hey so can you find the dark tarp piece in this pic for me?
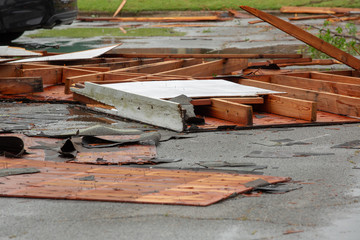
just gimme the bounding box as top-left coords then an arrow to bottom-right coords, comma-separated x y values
331,140 -> 360,149
245,150 -> 335,158
0,136 -> 26,158
0,168 -> 40,177
254,183 -> 303,194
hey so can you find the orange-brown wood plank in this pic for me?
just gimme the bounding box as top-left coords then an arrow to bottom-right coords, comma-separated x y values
78,16 -> 231,23
270,74 -> 360,98
280,6 -> 360,14
21,67 -> 63,85
0,77 -> 43,94
240,6 -> 360,70
202,98 -> 253,125
260,94 -> 317,122
310,72 -> 360,84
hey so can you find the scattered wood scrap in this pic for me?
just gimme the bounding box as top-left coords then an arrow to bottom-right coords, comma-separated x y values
77,16 -> 232,23
288,13 -> 348,21
280,6 -> 360,14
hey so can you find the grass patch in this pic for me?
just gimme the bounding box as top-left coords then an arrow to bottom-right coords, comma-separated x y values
26,28 -> 186,38
78,0 -> 360,12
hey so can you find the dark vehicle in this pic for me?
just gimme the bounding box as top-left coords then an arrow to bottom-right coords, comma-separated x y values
0,0 -> 77,44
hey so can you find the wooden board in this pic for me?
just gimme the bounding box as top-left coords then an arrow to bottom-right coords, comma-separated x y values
260,95 -> 317,122
206,98 -> 253,125
0,77 -> 43,94
240,6 -> 360,70
0,158 -> 290,206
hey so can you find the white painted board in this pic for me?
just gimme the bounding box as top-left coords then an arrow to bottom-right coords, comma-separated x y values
0,46 -> 42,57
71,82 -> 185,132
11,44 -> 121,63
103,79 -> 281,99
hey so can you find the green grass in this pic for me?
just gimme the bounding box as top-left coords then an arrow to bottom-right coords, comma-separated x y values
78,0 -> 360,12
26,28 -> 186,38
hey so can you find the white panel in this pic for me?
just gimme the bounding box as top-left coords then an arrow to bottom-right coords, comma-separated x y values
12,44 -> 121,63
103,79 -> 281,99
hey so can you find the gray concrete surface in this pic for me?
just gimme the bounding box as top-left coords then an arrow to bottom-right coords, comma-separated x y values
2,12 -> 360,240
1,124 -> 360,239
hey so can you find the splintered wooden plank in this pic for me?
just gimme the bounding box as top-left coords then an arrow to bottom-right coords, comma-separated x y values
238,78 -> 360,117
0,64 -> 19,77
0,77 -> 43,94
310,72 -> 360,84
206,98 -> 253,125
240,6 -> 360,70
270,75 -> 360,98
0,158 -> 290,206
261,95 -> 317,122
113,53 -> 303,59
157,59 -> 248,77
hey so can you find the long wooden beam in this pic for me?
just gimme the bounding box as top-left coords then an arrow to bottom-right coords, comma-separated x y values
238,78 -> 360,117
310,72 -> 360,84
77,16 -> 231,23
270,75 -> 360,98
240,6 -> 360,70
105,53 -> 303,59
280,6 -> 360,14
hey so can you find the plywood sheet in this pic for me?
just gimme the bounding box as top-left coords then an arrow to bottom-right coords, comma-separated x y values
0,158 -> 290,206
103,79 -> 281,99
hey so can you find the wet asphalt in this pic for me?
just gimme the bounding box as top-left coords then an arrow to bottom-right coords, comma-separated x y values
2,13 -> 360,240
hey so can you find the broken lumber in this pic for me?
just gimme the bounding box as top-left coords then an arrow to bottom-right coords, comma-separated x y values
0,77 -> 43,94
240,6 -> 360,71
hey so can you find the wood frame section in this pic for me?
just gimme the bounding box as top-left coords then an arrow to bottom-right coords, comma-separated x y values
238,78 -> 360,117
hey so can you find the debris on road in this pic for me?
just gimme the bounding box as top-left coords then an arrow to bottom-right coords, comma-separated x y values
0,157 -> 290,206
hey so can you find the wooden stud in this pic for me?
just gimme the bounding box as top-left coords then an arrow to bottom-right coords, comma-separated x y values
205,98 -> 253,125
261,95 -> 317,122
